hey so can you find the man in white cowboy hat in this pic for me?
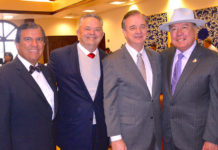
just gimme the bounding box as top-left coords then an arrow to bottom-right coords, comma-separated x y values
160,8 -> 218,150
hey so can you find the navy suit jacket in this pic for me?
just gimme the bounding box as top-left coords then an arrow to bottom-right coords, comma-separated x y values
0,57 -> 58,150
48,43 -> 109,150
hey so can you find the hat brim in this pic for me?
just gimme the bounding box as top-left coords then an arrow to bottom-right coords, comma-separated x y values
159,19 -> 206,31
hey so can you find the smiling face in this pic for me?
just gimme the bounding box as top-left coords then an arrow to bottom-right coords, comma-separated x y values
15,28 -> 45,65
77,17 -> 104,52
170,22 -> 197,52
123,13 -> 147,52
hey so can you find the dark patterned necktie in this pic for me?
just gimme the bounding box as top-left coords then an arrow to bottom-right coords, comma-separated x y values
171,53 -> 184,94
29,65 -> 42,74
88,53 -> 95,59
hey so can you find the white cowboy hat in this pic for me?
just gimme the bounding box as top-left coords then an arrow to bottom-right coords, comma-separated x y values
159,8 -> 206,31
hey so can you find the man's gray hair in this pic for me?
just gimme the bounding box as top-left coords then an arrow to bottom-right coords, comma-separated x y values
78,13 -> 103,29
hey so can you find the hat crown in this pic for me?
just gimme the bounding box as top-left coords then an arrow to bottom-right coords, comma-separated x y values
170,8 -> 195,22
159,7 -> 206,31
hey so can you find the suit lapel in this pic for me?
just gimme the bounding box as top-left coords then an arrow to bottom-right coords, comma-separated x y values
173,45 -> 201,97
14,58 -> 47,101
167,48 -> 176,97
73,44 -> 104,102
145,49 -> 157,98
121,46 -> 151,98
70,44 -> 92,101
14,58 -> 53,119
41,65 -> 58,117
93,49 -> 106,102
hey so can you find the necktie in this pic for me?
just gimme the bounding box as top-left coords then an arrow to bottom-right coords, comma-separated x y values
137,53 -> 147,83
171,53 -> 184,94
88,53 -> 95,59
29,65 -> 42,74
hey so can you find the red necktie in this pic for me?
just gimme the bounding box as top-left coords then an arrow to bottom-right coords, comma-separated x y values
88,53 -> 95,59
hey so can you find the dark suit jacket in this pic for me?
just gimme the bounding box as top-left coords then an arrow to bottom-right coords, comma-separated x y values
103,46 -> 162,150
48,43 -> 109,150
0,57 -> 58,150
161,44 -> 218,150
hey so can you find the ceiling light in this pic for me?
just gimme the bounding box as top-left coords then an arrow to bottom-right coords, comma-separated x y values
129,4 -> 138,10
110,1 -> 125,5
83,10 -> 95,13
64,16 -> 74,19
22,0 -> 54,2
3,15 -> 13,19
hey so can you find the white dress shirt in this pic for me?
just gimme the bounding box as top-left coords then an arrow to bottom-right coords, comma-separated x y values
18,55 -> 55,120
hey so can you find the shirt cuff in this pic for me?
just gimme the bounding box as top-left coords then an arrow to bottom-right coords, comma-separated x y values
110,135 -> 122,142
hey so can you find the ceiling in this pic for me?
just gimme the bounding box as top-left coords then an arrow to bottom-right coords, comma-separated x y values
0,0 -> 144,20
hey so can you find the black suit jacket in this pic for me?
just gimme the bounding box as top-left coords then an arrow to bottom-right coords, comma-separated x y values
48,43 -> 109,150
0,57 -> 58,150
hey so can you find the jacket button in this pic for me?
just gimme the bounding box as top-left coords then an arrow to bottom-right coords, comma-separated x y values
150,116 -> 153,119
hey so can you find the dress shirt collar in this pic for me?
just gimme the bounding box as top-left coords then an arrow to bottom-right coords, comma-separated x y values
78,42 -> 98,56
17,54 -> 39,72
175,41 -> 197,59
125,43 -> 145,63
125,42 -> 153,95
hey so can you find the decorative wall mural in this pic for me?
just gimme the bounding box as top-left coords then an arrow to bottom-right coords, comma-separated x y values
194,6 -> 217,47
146,13 -> 168,52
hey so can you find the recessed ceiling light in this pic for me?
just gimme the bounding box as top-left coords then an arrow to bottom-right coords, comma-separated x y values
110,1 -> 125,5
83,10 -> 95,13
22,0 -> 54,2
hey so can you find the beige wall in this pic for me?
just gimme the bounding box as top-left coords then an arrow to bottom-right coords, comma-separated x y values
100,0 -> 217,51
36,18 -> 78,36
10,0 -> 217,52
100,0 -> 169,51
11,18 -> 78,36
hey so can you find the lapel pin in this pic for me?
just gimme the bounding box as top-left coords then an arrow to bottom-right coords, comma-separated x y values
192,58 -> 197,63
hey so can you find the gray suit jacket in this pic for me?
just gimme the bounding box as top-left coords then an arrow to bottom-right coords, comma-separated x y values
161,44 -> 218,150
103,46 -> 162,150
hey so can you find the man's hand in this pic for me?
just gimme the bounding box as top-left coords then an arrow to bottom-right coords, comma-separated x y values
111,139 -> 127,150
202,141 -> 218,150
